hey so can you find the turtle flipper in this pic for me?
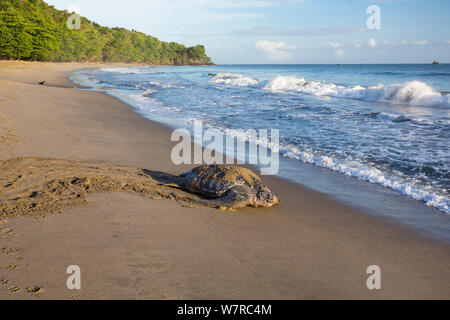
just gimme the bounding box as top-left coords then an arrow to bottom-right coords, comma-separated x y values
183,185 -> 253,210
213,185 -> 255,209
163,182 -> 183,189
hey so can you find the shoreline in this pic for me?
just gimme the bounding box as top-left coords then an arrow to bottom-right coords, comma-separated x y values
0,61 -> 449,299
72,65 -> 450,243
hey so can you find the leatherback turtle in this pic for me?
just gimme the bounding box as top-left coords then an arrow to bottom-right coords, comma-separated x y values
177,165 -> 280,209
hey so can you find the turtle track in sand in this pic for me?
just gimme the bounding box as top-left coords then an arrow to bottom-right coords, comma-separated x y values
0,157 -> 207,217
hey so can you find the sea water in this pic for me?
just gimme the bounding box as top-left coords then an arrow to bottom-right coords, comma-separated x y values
72,64 -> 450,241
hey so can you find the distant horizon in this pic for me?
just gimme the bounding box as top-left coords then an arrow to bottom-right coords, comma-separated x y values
212,62 -> 450,65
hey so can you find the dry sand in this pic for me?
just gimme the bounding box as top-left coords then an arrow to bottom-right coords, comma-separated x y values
0,61 -> 449,299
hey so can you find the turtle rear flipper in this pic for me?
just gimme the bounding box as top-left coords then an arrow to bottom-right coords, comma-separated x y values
163,182 -> 183,189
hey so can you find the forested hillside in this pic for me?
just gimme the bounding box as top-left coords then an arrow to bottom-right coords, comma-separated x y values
0,0 -> 212,64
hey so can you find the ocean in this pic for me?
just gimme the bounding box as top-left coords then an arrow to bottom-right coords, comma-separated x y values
72,64 -> 450,240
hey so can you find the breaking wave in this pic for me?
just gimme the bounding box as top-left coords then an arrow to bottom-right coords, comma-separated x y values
99,67 -> 152,74
211,73 -> 450,107
279,144 -> 449,213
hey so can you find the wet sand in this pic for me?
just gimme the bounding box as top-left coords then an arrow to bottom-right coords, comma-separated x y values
0,61 -> 449,299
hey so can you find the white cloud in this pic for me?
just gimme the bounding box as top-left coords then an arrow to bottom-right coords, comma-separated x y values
327,38 -> 441,51
255,40 -> 295,60
326,41 -> 340,48
412,40 -> 428,45
334,49 -> 345,57
393,39 -> 438,47
317,41 -> 340,49
195,0 -> 305,8
234,26 -> 365,37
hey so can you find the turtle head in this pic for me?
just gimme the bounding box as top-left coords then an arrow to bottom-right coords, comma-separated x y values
251,186 -> 280,208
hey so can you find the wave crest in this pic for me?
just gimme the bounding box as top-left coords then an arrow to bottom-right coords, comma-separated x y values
281,144 -> 449,213
211,73 -> 450,107
211,73 -> 262,87
100,67 -> 150,74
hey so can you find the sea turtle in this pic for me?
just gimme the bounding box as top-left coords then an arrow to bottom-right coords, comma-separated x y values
177,165 -> 280,209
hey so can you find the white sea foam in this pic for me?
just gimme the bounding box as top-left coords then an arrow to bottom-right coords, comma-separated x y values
280,144 -> 450,213
211,73 -> 450,107
377,112 -> 401,121
148,81 -> 185,88
129,89 -> 161,109
211,73 -> 262,87
100,67 -> 151,74
141,88 -> 158,96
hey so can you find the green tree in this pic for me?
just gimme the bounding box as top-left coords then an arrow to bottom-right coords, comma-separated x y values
0,0 -> 212,64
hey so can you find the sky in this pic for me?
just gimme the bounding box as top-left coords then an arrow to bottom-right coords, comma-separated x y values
45,0 -> 450,64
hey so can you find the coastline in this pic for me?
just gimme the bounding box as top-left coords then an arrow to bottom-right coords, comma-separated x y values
0,61 -> 449,299
72,65 -> 450,242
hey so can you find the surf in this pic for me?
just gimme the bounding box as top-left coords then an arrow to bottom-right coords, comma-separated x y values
211,73 -> 450,108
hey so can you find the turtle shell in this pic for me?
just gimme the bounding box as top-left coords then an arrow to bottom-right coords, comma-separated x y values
180,165 -> 264,199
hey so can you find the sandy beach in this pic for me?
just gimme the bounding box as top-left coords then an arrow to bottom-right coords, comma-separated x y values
0,61 -> 449,300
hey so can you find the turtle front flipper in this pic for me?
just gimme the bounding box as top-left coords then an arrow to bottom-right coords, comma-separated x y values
212,185 -> 255,209
186,185 -> 254,210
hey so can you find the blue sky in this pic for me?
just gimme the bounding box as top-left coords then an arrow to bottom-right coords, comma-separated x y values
46,0 -> 450,64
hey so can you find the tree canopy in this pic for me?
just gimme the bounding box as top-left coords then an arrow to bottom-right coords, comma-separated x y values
0,0 -> 212,65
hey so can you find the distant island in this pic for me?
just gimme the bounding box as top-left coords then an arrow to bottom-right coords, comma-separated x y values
0,0 -> 212,65
432,61 -> 440,65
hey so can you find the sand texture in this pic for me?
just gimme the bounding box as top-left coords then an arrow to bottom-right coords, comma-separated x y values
0,157 -> 214,217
